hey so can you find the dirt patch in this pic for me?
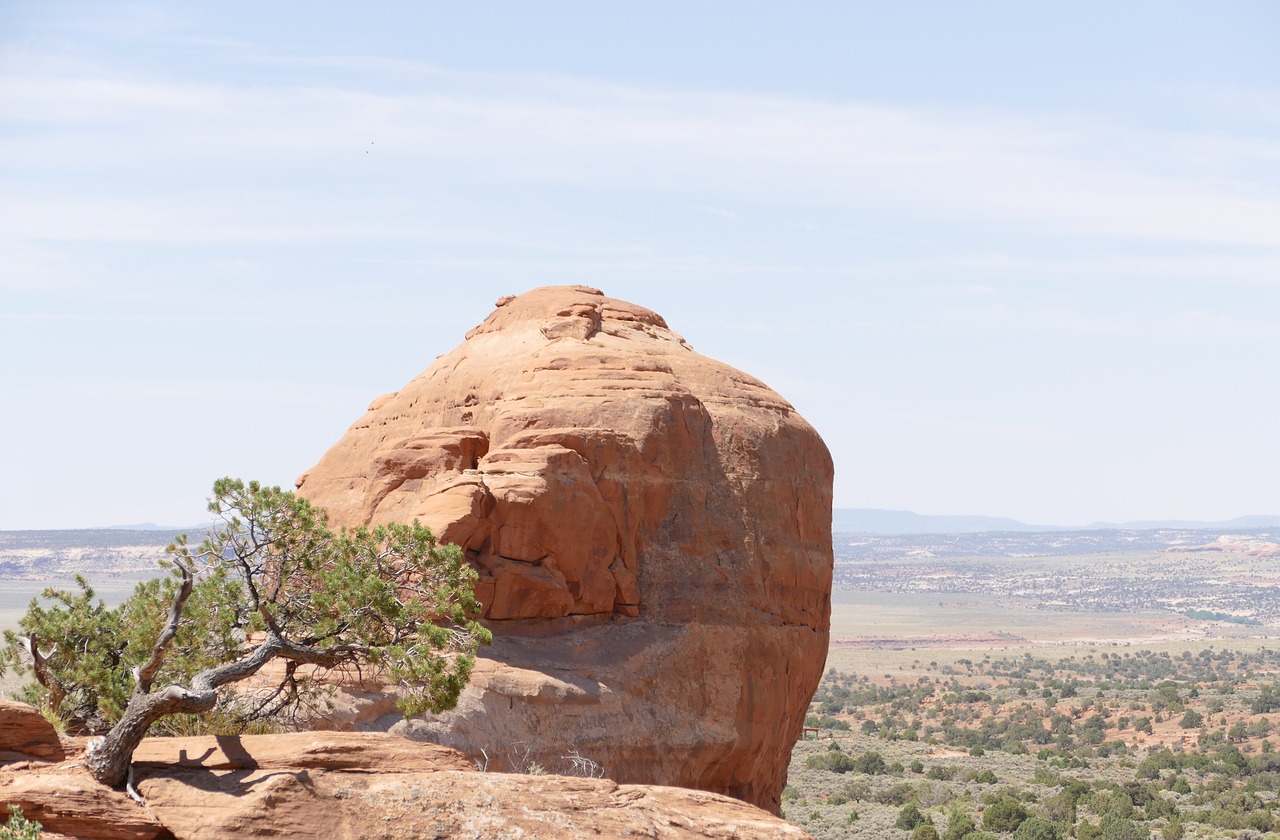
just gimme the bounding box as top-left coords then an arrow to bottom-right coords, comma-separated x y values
832,635 -> 1028,650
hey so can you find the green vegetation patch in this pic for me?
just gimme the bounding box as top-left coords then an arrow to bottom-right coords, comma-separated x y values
786,648 -> 1280,839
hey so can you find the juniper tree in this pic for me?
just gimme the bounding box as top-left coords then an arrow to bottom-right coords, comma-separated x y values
2,478 -> 490,788
2,568 -> 244,736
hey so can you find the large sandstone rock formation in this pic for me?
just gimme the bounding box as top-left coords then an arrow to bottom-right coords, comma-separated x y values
296,285 -> 833,813
1,724 -> 810,839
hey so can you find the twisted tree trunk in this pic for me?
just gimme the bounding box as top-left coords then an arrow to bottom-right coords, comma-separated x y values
82,560 -> 367,788
83,684 -> 217,786
84,635 -> 288,787
17,633 -> 67,713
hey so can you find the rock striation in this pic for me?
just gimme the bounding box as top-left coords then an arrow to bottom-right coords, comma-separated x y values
0,699 -> 64,763
296,286 -> 833,812
0,724 -> 810,839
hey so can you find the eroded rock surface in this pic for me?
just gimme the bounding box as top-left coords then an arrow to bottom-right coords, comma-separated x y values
297,286 -> 833,812
0,699 -> 64,763
0,727 -> 810,839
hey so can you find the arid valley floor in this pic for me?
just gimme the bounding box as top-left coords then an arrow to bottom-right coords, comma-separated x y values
787,526 -> 1280,839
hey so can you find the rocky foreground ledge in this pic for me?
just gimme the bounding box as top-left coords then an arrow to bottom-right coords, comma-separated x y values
1,701 -> 809,839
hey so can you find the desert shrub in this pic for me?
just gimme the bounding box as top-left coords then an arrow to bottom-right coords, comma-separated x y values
804,751 -> 856,773
561,750 -> 605,778
852,750 -> 888,775
1011,817 -> 1062,840
1076,821 -> 1101,840
1252,685 -> 1280,714
1142,793 -> 1176,821
1097,812 -> 1144,840
841,779 -> 872,801
1035,789 -> 1079,826
876,781 -> 916,806
1245,808 -> 1274,832
896,803 -> 929,830
1031,765 -> 1060,786
942,809 -> 976,840
0,807 -> 41,840
915,781 -> 956,809
983,797 -> 1029,832
912,824 -> 941,840
1178,710 -> 1204,729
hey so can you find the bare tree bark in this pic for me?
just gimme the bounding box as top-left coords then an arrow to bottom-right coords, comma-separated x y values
133,561 -> 193,692
84,683 -> 218,786
16,633 -> 67,712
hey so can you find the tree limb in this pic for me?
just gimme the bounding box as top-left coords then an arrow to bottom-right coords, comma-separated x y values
17,632 -> 69,712
133,560 -> 194,693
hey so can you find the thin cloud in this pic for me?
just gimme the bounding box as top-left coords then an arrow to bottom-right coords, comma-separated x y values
696,205 -> 738,220
4,48 -> 1280,250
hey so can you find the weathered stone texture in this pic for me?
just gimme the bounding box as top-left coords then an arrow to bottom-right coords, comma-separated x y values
297,285 -> 833,812
0,698 -> 64,763
1,728 -> 811,839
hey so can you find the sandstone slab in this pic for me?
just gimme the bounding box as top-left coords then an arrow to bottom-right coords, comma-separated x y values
130,731 -> 474,773
0,770 -> 162,839
1,732 -> 809,840
138,766 -> 810,840
0,699 -> 64,762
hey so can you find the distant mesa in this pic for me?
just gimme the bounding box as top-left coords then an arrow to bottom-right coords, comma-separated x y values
1167,534 -> 1280,558
297,285 -> 834,813
832,508 -> 1041,535
833,508 -> 1280,536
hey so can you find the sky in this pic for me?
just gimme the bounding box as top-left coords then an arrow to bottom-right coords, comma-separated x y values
2,2 -> 1279,530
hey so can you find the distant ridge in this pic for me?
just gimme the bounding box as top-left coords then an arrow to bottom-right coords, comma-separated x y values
9,515 -> 1280,539
1079,515 -> 1280,531
97,522 -> 213,532
833,508 -> 1280,536
832,509 -> 1052,535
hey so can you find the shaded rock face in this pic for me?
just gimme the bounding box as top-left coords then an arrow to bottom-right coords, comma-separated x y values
296,285 -> 833,813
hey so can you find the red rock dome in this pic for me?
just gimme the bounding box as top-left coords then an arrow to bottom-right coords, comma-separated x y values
297,285 -> 833,813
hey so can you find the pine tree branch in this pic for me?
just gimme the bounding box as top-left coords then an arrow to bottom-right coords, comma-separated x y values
133,560 -> 193,693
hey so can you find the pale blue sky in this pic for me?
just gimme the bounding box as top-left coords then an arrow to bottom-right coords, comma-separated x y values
2,2 -> 1278,529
